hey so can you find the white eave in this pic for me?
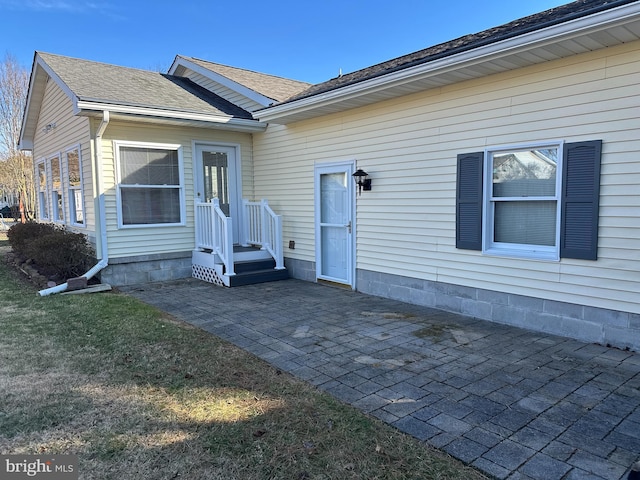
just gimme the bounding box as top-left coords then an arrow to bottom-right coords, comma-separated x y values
255,2 -> 640,124
169,56 -> 276,108
75,101 -> 267,132
19,54 -> 266,151
19,56 -> 68,150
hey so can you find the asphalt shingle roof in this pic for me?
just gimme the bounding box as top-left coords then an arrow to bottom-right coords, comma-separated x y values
179,56 -> 311,103
39,52 -> 253,119
284,0 -> 637,104
37,0 -> 636,119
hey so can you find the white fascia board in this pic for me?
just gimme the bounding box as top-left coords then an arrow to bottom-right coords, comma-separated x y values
256,2 -> 640,123
18,139 -> 33,150
18,60 -> 39,150
167,56 -> 183,74
34,55 -> 78,106
19,54 -> 78,150
169,56 -> 274,108
75,101 -> 268,132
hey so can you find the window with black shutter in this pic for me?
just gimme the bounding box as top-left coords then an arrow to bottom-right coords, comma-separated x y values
560,140 -> 602,260
456,152 -> 483,251
455,140 -> 601,261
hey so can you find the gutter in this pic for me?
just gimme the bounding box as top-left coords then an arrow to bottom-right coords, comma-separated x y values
74,102 -> 268,132
39,110 -> 110,296
256,1 -> 640,123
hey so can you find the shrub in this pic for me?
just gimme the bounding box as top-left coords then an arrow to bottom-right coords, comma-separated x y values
7,222 -> 94,280
7,222 -> 57,258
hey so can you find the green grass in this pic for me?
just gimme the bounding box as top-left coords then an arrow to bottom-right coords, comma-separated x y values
0,245 -> 487,480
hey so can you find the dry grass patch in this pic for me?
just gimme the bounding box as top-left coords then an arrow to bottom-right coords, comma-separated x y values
0,244 -> 487,480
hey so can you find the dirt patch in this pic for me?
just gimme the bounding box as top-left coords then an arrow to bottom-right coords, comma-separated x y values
413,324 -> 450,342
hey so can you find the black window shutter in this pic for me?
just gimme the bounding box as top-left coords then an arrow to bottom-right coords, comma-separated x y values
560,140 -> 602,260
456,152 -> 484,250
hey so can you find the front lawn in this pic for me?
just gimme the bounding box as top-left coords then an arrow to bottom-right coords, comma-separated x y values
0,243 -> 486,480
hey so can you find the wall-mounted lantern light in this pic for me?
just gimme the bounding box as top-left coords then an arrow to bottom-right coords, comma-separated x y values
352,169 -> 371,195
41,122 -> 56,134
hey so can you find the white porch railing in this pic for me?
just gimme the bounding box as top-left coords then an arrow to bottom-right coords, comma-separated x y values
195,198 -> 284,274
242,199 -> 284,270
195,199 -> 235,276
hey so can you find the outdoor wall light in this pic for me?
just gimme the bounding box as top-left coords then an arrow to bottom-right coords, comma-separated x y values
41,123 -> 56,133
352,169 -> 371,195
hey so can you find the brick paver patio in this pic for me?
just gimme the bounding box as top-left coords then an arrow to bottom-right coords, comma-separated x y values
122,278 -> 640,480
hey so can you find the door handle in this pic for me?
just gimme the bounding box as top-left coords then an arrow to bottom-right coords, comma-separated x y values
346,221 -> 352,234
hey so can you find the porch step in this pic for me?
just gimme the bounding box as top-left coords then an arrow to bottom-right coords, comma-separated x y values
233,258 -> 279,274
192,248 -> 288,287
233,245 -> 272,262
228,262 -> 289,287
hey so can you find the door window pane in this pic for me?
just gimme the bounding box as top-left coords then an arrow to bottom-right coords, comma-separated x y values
320,173 -> 347,224
202,151 -> 229,215
321,226 -> 347,277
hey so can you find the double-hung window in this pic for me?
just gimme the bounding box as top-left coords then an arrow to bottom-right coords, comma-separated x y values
456,140 -> 602,261
115,141 -> 184,227
36,160 -> 49,220
66,147 -> 84,225
49,155 -> 64,222
485,144 -> 561,260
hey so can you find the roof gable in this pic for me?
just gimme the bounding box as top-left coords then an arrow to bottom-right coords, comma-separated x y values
169,55 -> 311,108
20,53 -> 264,149
39,52 -> 253,118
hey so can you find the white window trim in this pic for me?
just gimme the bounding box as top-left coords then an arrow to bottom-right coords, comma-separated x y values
114,140 -> 185,229
482,140 -> 564,261
65,144 -> 85,228
48,153 -> 65,224
36,158 -> 49,221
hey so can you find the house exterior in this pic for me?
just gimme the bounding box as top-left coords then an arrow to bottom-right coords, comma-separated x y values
19,53 -> 307,287
19,0 -> 640,351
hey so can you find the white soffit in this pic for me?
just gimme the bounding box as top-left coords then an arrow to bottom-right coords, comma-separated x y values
169,56 -> 274,107
256,2 -> 640,124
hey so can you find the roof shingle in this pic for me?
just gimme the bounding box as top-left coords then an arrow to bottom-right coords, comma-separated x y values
39,52 -> 253,119
179,56 -> 311,103
283,0 -> 636,104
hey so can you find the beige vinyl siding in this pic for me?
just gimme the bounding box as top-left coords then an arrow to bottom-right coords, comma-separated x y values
180,70 -> 264,112
253,40 -> 640,314
32,79 -> 93,234
99,121 -> 253,259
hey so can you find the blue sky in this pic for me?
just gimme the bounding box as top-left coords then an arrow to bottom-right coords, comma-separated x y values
1,0 -> 566,83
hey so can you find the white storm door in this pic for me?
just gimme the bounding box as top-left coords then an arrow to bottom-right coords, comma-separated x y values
195,144 -> 241,242
315,162 -> 355,286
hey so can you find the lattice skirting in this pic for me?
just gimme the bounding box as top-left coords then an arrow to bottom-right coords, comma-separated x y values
192,263 -> 224,287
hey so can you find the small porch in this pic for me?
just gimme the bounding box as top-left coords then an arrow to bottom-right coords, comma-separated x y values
192,199 -> 288,287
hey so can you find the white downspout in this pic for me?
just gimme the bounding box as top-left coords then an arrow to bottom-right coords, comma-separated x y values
39,111 -> 110,296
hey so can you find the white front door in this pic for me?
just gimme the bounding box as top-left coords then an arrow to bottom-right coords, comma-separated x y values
195,144 -> 241,242
315,161 -> 355,287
